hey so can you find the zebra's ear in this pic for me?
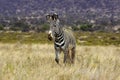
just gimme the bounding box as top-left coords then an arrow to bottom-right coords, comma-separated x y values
52,13 -> 59,20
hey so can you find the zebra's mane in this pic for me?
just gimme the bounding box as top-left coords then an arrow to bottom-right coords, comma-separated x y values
63,26 -> 73,33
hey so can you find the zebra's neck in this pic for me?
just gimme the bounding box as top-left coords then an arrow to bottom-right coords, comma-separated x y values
55,29 -> 63,39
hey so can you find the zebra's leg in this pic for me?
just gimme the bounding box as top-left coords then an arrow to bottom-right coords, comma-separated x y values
63,49 -> 69,63
71,47 -> 76,64
55,49 -> 60,64
67,49 -> 71,63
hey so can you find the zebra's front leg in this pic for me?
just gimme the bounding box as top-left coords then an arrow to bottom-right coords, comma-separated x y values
55,50 -> 60,64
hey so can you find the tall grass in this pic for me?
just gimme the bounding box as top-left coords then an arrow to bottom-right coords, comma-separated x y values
0,43 -> 120,80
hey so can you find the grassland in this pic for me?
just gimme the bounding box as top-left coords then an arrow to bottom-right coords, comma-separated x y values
0,32 -> 120,80
0,43 -> 120,80
0,32 -> 120,46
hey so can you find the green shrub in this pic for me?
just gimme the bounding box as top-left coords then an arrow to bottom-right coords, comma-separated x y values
0,24 -> 4,30
41,23 -> 49,31
10,21 -> 29,32
72,26 -> 80,31
36,24 -> 50,32
80,24 -> 93,31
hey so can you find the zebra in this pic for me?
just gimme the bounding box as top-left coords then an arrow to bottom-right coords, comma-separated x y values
46,13 -> 76,64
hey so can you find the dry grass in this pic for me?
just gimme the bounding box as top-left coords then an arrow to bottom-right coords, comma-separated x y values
0,43 -> 120,80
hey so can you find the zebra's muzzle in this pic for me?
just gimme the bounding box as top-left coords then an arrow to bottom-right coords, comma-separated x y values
48,30 -> 53,41
48,34 -> 53,41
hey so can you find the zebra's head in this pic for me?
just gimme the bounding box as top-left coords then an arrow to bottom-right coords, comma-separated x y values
46,13 -> 61,41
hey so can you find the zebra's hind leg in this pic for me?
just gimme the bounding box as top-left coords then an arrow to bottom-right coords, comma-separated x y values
71,47 -> 76,64
63,49 -> 71,64
63,49 -> 68,63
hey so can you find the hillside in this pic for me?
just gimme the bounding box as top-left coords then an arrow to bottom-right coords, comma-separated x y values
0,0 -> 120,32
0,0 -> 120,21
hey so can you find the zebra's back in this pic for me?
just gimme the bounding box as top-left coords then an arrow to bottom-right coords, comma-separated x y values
63,28 -> 76,49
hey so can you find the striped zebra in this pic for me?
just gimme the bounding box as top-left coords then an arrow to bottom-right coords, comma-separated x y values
46,13 -> 76,64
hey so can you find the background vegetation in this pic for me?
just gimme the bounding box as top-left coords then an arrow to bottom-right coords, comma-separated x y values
0,23 -> 119,80
0,32 -> 119,46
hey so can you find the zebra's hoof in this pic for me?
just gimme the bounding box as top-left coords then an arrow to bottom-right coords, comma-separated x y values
55,58 -> 59,64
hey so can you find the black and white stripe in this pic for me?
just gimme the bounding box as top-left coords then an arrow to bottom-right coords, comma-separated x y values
54,31 -> 65,48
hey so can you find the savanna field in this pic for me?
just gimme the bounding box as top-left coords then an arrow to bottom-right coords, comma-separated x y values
0,32 -> 120,80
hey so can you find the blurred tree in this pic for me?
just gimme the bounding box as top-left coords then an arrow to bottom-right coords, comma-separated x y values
10,21 -> 29,32
80,24 -> 93,31
0,24 -> 4,30
40,23 -> 49,32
